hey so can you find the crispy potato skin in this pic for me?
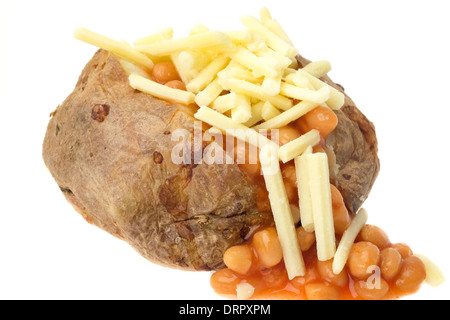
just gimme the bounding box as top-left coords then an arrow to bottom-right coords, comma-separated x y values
43,50 -> 272,271
43,50 -> 379,270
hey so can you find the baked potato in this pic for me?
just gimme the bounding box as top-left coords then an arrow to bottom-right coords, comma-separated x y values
42,49 -> 379,271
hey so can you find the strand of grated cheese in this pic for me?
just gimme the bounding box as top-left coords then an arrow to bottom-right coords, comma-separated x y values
133,27 -> 174,46
186,55 -> 230,93
307,152 -> 336,261
415,254 -> 446,287
302,60 -> 332,79
231,94 -> 252,123
261,101 -> 281,121
218,74 -> 293,111
332,208 -> 369,274
229,46 -> 284,78
129,74 -> 195,105
280,82 -> 331,104
243,101 -> 265,127
136,31 -> 233,56
211,92 -> 237,114
224,30 -> 254,44
279,129 -> 321,163
240,15 -> 298,58
194,77 -> 224,107
295,146 -> 314,232
291,69 -> 345,110
252,99 -> 323,130
260,144 -> 305,279
194,105 -> 275,149
74,27 -> 154,71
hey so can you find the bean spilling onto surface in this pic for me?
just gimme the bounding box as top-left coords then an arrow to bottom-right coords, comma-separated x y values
210,185 -> 427,300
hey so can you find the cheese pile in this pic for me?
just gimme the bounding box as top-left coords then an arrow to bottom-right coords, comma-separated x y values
73,8 -> 368,280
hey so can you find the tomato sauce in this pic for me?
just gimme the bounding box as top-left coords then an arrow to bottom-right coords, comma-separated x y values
210,228 -> 427,300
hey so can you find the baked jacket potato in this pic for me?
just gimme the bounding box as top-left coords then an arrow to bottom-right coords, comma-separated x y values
42,49 -> 379,271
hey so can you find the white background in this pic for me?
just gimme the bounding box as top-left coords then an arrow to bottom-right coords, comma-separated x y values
1,0 -> 449,300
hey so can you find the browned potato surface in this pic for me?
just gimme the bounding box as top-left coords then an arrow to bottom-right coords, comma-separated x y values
43,50 -> 379,270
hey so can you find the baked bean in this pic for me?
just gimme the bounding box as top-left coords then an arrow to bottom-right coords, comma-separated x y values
391,243 -> 413,259
395,256 -> 426,292
357,225 -> 390,249
223,245 -> 253,275
347,241 -> 380,279
380,248 -> 402,281
330,185 -> 350,235
210,268 -> 241,295
291,259 -> 319,288
333,204 -> 351,235
165,80 -> 186,90
151,61 -> 180,83
260,265 -> 289,290
317,259 -> 348,287
290,204 -> 300,225
305,282 -> 340,300
235,143 -> 261,178
294,106 -> 338,138
252,228 -> 283,268
312,144 -> 326,154
330,184 -> 344,208
273,126 -> 301,146
354,278 -> 389,300
239,162 -> 261,178
282,164 -> 298,203
282,164 -> 297,186
296,227 -> 316,252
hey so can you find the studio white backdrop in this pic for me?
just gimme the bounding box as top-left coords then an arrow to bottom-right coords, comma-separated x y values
1,0 -> 449,300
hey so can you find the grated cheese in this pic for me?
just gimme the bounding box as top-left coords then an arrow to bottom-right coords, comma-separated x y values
243,101 -> 265,127
240,15 -> 298,58
229,46 -> 283,78
279,129 -> 320,163
236,283 -> 255,300
302,60 -> 332,79
415,254 -> 446,287
194,77 -> 224,107
261,101 -> 281,121
74,27 -> 154,71
133,27 -> 174,46
306,152 -> 336,261
253,100 -> 321,130
293,69 -> 345,110
295,146 -> 314,232
332,208 -> 368,275
194,106 -> 274,149
260,144 -> 305,279
186,55 -> 230,93
136,31 -> 233,56
280,82 -> 331,104
129,74 -> 195,105
231,94 -> 252,123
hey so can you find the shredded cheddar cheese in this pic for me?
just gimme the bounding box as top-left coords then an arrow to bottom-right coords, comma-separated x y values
279,129 -> 320,163
74,27 -> 154,71
295,146 -> 315,232
415,254 -> 446,287
332,208 -> 369,275
306,152 -> 336,261
129,74 -> 195,105
260,144 -> 305,279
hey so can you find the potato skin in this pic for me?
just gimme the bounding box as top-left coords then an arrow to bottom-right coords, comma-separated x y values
43,50 -> 272,271
43,50 -> 379,271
